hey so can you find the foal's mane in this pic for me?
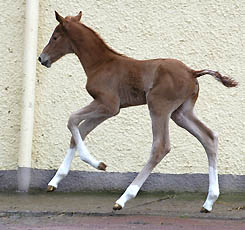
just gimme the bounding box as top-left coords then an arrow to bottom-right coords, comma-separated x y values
78,23 -> 124,57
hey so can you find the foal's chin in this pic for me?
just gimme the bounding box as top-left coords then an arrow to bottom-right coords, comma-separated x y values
42,62 -> 52,68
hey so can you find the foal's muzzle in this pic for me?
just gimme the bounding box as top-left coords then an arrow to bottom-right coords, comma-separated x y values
38,53 -> 51,68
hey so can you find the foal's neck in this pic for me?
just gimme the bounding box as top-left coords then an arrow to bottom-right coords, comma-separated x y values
68,23 -> 122,75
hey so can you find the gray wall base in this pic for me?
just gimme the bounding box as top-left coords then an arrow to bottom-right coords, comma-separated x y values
17,167 -> 32,192
0,169 -> 244,192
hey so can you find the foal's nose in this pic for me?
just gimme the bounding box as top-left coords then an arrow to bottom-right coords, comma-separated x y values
38,54 -> 51,68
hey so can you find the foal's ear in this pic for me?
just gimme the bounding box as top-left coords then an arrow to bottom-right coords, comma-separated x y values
55,11 -> 67,26
74,11 -> 82,22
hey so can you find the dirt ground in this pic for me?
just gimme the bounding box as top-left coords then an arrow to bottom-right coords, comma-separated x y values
0,191 -> 244,229
1,215 -> 245,230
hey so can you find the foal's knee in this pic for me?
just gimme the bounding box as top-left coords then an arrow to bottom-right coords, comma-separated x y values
67,113 -> 79,131
209,131 -> 218,145
171,110 -> 188,127
205,130 -> 218,153
151,141 -> 171,165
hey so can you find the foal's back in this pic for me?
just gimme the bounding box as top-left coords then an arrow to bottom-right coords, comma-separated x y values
114,57 -> 197,108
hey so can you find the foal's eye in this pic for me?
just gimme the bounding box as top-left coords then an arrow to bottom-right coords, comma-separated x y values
53,36 -> 57,41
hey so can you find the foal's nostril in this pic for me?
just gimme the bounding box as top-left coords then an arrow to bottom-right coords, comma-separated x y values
42,60 -> 49,66
38,54 -> 51,68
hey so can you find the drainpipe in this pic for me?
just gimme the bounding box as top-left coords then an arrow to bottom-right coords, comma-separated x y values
17,0 -> 39,192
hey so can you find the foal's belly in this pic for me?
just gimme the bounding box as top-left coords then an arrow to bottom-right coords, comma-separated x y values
119,86 -> 146,108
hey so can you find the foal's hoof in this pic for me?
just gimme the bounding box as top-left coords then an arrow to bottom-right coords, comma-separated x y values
113,203 -> 122,211
47,185 -> 56,192
200,207 -> 211,213
98,162 -> 107,171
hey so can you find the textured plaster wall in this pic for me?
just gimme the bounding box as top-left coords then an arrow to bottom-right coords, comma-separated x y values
0,0 -> 25,170
34,0 -> 244,175
0,1 -> 244,176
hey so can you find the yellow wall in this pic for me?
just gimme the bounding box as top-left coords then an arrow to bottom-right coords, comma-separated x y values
1,0 -> 244,175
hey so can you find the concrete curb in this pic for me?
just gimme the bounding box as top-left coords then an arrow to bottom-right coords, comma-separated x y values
0,169 -> 245,192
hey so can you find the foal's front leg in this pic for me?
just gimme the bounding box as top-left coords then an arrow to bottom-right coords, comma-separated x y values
47,117 -> 108,191
66,102 -> 106,170
47,147 -> 76,191
68,100 -> 119,169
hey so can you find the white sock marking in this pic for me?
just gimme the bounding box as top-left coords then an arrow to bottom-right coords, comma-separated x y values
48,148 -> 76,188
203,166 -> 220,211
116,185 -> 140,208
74,128 -> 100,168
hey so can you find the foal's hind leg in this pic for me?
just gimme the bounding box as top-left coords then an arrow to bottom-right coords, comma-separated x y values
47,117 -> 107,191
113,104 -> 171,210
171,95 -> 219,212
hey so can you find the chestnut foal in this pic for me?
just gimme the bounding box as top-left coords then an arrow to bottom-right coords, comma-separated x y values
38,11 -> 238,213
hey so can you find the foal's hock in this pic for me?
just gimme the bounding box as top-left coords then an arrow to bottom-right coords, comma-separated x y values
38,11 -> 238,213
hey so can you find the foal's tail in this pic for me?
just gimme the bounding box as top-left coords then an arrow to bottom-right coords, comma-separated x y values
193,69 -> 238,88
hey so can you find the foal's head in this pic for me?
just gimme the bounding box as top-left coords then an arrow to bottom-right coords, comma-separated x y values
38,11 -> 82,68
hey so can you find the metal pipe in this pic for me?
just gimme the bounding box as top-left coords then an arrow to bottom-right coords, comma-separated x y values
18,0 -> 39,192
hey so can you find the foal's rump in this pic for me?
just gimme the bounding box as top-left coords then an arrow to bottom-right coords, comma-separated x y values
148,59 -> 197,102
152,58 -> 238,102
